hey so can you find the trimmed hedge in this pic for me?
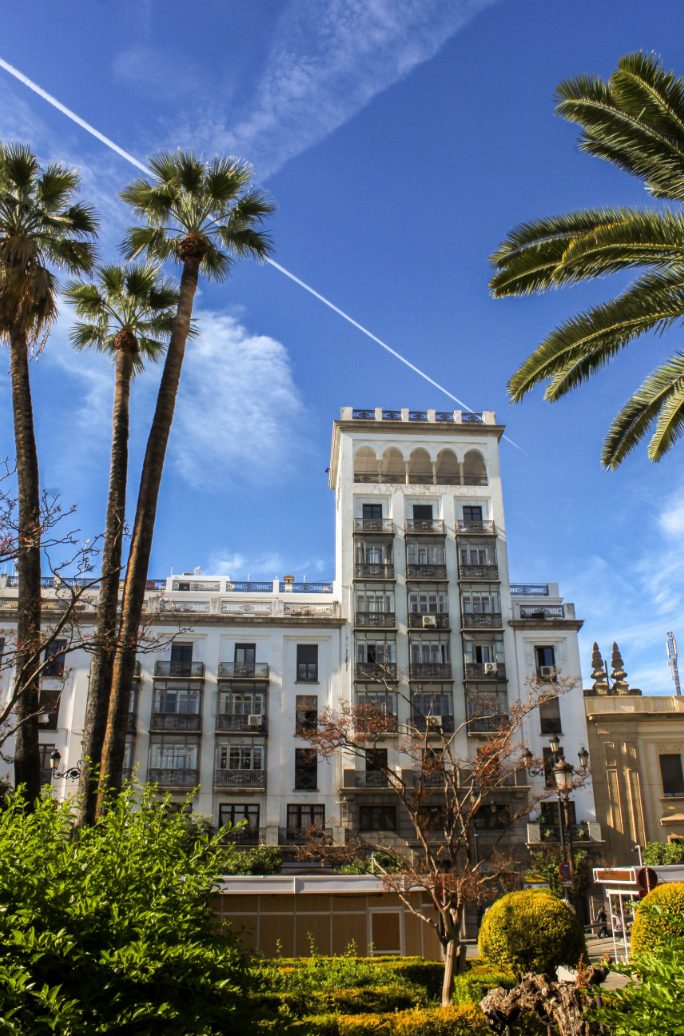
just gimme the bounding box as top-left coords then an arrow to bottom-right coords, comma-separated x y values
452,962 -> 516,1005
478,890 -> 586,977
248,983 -> 426,1018
630,882 -> 684,956
289,1004 -> 489,1035
255,956 -> 444,996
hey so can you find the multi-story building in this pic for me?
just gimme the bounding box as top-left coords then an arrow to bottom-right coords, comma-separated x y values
0,407 -> 598,855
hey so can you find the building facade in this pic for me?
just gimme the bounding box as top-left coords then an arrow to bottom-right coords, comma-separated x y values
1,407 -> 597,854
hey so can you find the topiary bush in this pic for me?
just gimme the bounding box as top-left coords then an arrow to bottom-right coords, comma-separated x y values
288,1004 -> 489,1035
452,962 -> 516,1005
478,889 -> 586,977
630,882 -> 684,956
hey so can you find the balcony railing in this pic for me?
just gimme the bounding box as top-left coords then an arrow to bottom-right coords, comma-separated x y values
461,612 -> 503,629
409,662 -> 452,679
342,770 -> 389,788
456,520 -> 496,535
355,611 -> 396,628
464,661 -> 506,681
278,826 -> 331,845
172,579 -> 221,592
462,474 -> 489,486
465,696 -> 508,734
510,583 -> 549,596
408,612 -> 449,629
150,713 -> 202,732
354,562 -> 394,579
213,769 -> 266,788
411,714 -> 455,734
154,661 -> 205,678
459,564 -> 499,580
218,662 -> 270,679
353,518 -> 394,534
519,605 -> 565,619
148,768 -> 199,787
405,519 -> 445,534
355,662 -> 398,682
216,714 -> 267,733
220,826 -> 264,845
406,564 -> 447,580
279,581 -> 334,594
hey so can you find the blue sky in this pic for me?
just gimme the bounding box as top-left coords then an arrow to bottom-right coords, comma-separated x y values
1,0 -> 683,693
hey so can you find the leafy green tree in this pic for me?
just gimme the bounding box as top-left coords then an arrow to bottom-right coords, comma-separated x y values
598,944 -> 684,1034
0,144 -> 96,801
65,265 -> 178,827
98,152 -> 273,810
525,842 -> 592,901
642,840 -> 684,865
0,786 -> 246,1032
490,52 -> 684,467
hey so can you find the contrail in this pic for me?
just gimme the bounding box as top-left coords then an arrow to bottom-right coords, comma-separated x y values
0,55 -> 522,449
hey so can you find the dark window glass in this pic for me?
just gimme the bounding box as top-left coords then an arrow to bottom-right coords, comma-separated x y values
359,805 -> 397,831
234,643 -> 256,665
542,746 -> 556,789
463,506 -> 483,522
297,644 -> 318,682
43,639 -> 66,677
295,748 -> 318,790
660,754 -> 684,796
39,743 -> 55,784
540,800 -> 576,838
535,645 -> 556,670
295,695 -> 318,733
365,748 -> 388,774
539,697 -> 562,735
413,504 -> 433,520
287,803 -> 325,831
362,504 -> 383,519
171,642 -> 193,664
219,803 -> 260,830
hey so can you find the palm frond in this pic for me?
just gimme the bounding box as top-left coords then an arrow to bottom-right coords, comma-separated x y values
613,52 -> 684,142
602,354 -> 684,466
558,209 -> 684,278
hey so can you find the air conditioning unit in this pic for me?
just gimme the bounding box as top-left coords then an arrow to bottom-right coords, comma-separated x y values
422,614 -> 438,628
38,712 -> 51,725
247,714 -> 263,727
426,716 -> 442,730
483,662 -> 498,675
539,665 -> 556,679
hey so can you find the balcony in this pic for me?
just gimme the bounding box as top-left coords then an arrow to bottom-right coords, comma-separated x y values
342,769 -> 390,789
150,712 -> 201,732
405,519 -> 445,535
461,612 -> 503,629
459,564 -> 499,581
464,661 -> 506,681
154,661 -> 205,678
353,518 -> 394,534
465,692 -> 508,734
519,605 -> 565,620
409,662 -> 452,680
220,826 -> 264,846
355,662 -> 398,682
148,768 -> 199,787
355,611 -> 396,628
406,564 -> 447,580
216,713 -> 267,733
408,612 -> 449,630
218,662 -> 270,680
456,520 -> 496,535
411,714 -> 455,734
354,563 -> 395,579
526,821 -> 603,845
213,769 -> 266,788
279,826 -> 331,845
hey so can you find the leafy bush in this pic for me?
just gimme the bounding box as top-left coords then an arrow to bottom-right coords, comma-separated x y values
597,944 -> 684,1035
222,843 -> 282,874
452,961 -> 516,1004
642,841 -> 684,865
0,787 -> 246,1033
253,955 -> 442,996
289,1004 -> 488,1035
478,890 -> 586,977
630,882 -> 684,956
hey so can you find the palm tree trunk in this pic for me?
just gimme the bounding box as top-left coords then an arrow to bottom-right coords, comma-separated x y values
97,257 -> 201,814
77,343 -> 134,826
9,325 -> 42,804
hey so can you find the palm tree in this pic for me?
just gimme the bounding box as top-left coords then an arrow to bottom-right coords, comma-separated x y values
490,52 -> 684,467
65,265 -> 178,825
97,151 -> 273,810
0,144 -> 96,801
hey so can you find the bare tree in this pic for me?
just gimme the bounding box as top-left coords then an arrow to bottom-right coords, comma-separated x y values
304,674 -> 582,1006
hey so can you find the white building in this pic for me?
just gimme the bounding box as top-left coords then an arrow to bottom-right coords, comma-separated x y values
0,407 -> 597,851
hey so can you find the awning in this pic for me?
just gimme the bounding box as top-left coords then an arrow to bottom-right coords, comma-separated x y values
660,813 -> 684,825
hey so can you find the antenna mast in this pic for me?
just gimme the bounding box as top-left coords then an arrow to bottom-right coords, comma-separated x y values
667,631 -> 681,696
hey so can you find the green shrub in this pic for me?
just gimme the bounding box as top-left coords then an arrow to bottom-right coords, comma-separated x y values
290,1004 -> 488,1035
222,843 -> 282,874
597,944 -> 684,1035
478,890 -> 586,977
452,962 -> 516,1004
630,882 -> 684,956
252,955 -> 442,996
642,841 -> 684,866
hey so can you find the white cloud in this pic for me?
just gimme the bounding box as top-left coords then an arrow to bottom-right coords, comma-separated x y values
113,45 -> 205,101
171,311 -> 305,489
181,0 -> 500,177
660,494 -> 684,538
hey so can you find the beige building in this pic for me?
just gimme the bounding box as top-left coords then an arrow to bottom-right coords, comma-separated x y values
584,643 -> 684,862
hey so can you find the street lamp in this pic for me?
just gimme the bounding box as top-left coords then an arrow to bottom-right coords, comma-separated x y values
552,748 -> 589,887
49,750 -> 82,781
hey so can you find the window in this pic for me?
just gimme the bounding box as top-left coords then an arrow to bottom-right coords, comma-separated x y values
362,503 -> 383,520
149,738 -> 199,771
406,542 -> 445,565
218,803 -> 260,836
153,683 -> 200,714
463,505 -> 483,522
296,644 -> 318,682
123,738 -> 135,776
542,746 -> 556,789
460,545 -> 493,566
535,645 -> 556,672
356,637 -> 396,664
216,743 -> 264,771
539,697 -> 562,735
43,639 -> 66,677
295,748 -> 317,789
355,588 -> 394,612
408,591 -> 447,614
296,695 -> 318,733
359,805 -> 397,831
540,800 -> 576,838
170,642 -> 193,664
464,638 -> 504,665
474,804 -> 511,830
38,688 -> 60,729
462,590 -> 500,614
39,743 -> 55,783
412,504 -> 433,520
365,748 -> 388,785
234,643 -> 256,666
412,691 -> 454,719
410,639 -> 450,664
660,754 -> 684,797
287,803 -> 324,832
219,688 -> 265,716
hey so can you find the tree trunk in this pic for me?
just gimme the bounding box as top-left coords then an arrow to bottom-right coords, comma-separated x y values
441,905 -> 464,1006
442,937 -> 458,1007
76,344 -> 134,826
9,325 -> 42,804
97,257 -> 201,814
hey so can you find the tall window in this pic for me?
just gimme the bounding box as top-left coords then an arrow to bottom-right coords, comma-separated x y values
660,754 -> 684,797
365,748 -> 388,783
170,642 -> 193,664
219,803 -> 260,832
295,748 -> 318,789
356,638 -> 396,663
219,688 -> 265,715
539,697 -> 562,735
43,639 -> 66,677
462,590 -> 500,614
463,505 -> 483,522
412,504 -> 433,520
408,591 -> 447,614
535,645 -> 556,672
406,542 -> 445,565
296,644 -> 318,682
356,588 -> 394,612
216,743 -> 264,771
410,639 -> 450,663
295,695 -> 318,733
362,503 -> 383,519
153,683 -> 200,714
464,637 -> 504,665
234,643 -> 256,665
39,743 -> 55,783
149,738 -> 199,771
359,805 -> 397,831
287,803 -> 324,832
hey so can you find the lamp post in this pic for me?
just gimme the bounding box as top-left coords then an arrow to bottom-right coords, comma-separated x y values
553,745 -> 590,889
49,750 -> 82,781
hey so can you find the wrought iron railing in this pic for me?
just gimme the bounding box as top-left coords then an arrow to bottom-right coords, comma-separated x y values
278,826 -> 331,845
405,519 -> 445,534
342,770 -> 389,788
216,713 -> 267,733
355,611 -> 396,628
220,826 -> 264,845
214,769 -> 266,788
464,661 -> 506,681
218,662 -> 270,679
354,563 -> 395,579
279,581 -> 334,593
354,662 -> 398,682
353,518 -> 394,534
406,564 -> 447,580
409,662 -> 452,679
519,605 -> 565,619
226,581 -> 273,592
461,612 -> 503,629
150,713 -> 201,732
154,661 -> 205,678
462,474 -> 489,486
148,768 -> 199,787
411,714 -> 455,734
171,580 -> 221,592
456,520 -> 496,535
459,564 -> 499,580
408,612 -> 449,629
510,584 -> 549,596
